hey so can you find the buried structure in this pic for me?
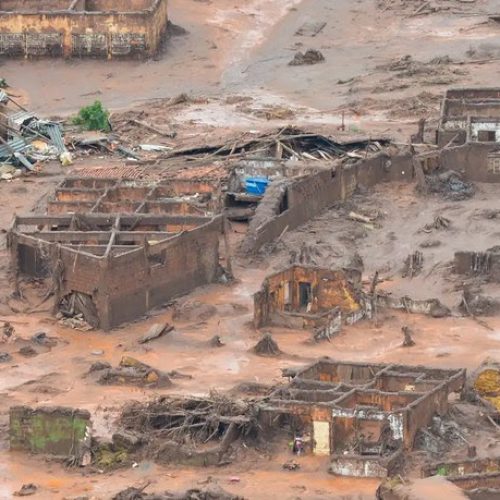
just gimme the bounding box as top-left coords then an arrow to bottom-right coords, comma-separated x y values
0,0 -> 169,59
8,177 -> 226,330
260,359 -> 466,477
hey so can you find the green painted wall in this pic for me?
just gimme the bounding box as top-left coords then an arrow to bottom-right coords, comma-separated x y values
10,406 -> 91,457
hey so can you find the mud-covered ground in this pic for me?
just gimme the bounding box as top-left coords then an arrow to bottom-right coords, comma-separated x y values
2,0 -> 500,498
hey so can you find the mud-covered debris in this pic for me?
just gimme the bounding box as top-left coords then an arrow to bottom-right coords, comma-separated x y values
401,326 -> 416,347
283,460 -> 300,470
167,20 -> 189,37
2,321 -> 14,341
295,21 -> 327,37
18,346 -> 38,357
113,485 -> 244,500
13,484 -> 38,497
289,49 -> 325,66
228,381 -> 272,396
138,323 -> 174,344
282,367 -> 299,379
98,356 -> 172,388
31,331 -> 57,347
460,285 -> 500,317
253,333 -> 281,357
58,314 -> 93,331
0,351 -> 12,362
481,209 -> 500,220
419,239 -> 441,248
426,170 -> 475,201
403,251 -> 424,278
422,215 -> 450,232
173,301 -> 217,322
112,431 -> 144,452
209,335 -> 225,347
87,361 -> 112,374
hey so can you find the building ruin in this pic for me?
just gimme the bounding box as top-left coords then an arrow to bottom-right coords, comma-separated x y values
438,88 -> 500,146
260,359 -> 465,477
253,266 -> 366,334
8,176 -> 225,330
0,0 -> 168,58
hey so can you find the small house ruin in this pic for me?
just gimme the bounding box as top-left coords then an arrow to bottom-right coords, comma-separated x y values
253,266 -> 366,334
260,359 -> 466,477
0,0 -> 169,58
438,88 -> 500,146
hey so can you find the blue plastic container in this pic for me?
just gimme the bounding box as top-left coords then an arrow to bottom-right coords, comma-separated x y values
245,177 -> 269,195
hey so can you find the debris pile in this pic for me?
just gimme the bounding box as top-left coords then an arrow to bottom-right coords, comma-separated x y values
253,333 -> 282,357
163,127 -> 389,162
401,326 -> 416,347
426,170 -> 475,201
117,395 -> 258,465
289,49 -> 325,66
113,485 -> 244,500
403,251 -> 424,278
472,361 -> 500,411
422,215 -> 451,232
94,356 -> 172,388
0,90 -> 70,177
138,323 -> 174,344
460,285 -> 500,317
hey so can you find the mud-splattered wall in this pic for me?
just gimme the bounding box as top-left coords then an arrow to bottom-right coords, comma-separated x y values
242,153 -> 413,254
10,406 -> 91,458
0,0 -> 168,58
439,142 -> 500,182
10,215 -> 223,330
253,266 -> 362,328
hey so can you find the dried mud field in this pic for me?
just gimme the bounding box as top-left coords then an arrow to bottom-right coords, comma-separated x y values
2,1 -> 500,499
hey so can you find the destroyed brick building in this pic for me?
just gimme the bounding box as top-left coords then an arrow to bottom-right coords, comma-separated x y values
241,151 -> 414,254
253,265 -> 366,334
0,0 -> 168,58
437,88 -> 500,146
260,359 -> 465,477
8,177 -> 225,330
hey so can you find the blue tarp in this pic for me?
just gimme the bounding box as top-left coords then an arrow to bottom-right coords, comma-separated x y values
245,177 -> 269,195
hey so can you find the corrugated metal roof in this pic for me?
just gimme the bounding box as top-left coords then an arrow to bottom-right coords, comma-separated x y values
9,111 -> 36,130
45,122 -> 66,154
0,137 -> 29,158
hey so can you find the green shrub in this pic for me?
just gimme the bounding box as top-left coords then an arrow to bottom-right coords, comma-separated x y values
73,101 -> 110,131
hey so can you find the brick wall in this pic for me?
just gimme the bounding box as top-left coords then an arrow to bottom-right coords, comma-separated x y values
0,0 -> 168,58
242,154 -> 414,254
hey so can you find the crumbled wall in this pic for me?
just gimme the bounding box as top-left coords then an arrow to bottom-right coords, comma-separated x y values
455,250 -> 500,282
329,450 -> 402,478
10,405 -> 91,459
439,143 -> 500,182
